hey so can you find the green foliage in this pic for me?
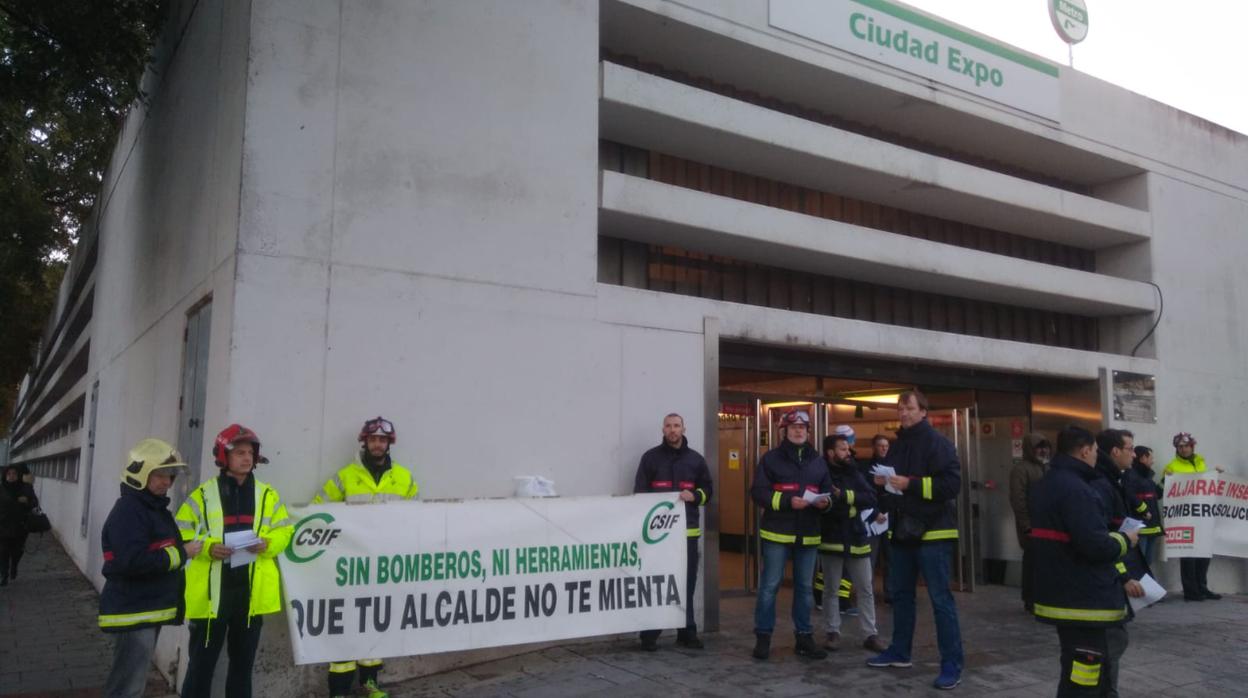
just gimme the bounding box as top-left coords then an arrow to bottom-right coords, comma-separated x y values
0,0 -> 165,431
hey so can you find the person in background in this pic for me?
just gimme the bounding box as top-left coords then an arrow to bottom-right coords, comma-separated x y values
1163,432 -> 1223,601
863,434 -> 892,604
0,464 -> 38,585
1009,434 -> 1051,613
1129,446 -> 1164,566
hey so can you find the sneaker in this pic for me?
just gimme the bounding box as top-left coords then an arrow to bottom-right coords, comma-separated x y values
862,635 -> 888,653
841,605 -> 859,617
824,631 -> 840,650
932,662 -> 961,690
867,649 -> 913,668
362,679 -> 389,698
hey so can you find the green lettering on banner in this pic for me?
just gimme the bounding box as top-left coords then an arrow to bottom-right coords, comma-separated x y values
851,0 -> 1058,77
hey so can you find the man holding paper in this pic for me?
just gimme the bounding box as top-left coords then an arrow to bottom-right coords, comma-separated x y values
176,424 -> 293,698
1091,429 -> 1148,697
866,390 -> 963,691
750,409 -> 832,661
817,433 -> 886,653
1030,426 -> 1139,697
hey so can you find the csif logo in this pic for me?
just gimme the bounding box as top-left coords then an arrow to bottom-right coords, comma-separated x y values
284,512 -> 342,563
642,500 -> 682,544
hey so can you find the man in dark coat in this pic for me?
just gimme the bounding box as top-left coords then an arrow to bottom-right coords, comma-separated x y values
633,412 -> 713,650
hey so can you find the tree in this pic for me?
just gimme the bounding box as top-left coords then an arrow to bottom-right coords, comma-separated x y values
0,0 -> 164,431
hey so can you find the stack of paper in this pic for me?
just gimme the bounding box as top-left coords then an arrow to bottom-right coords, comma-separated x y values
869,465 -> 902,495
860,508 -> 890,536
1129,574 -> 1167,611
802,489 -> 832,506
223,530 -> 263,567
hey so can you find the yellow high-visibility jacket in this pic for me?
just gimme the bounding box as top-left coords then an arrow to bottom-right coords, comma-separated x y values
1163,453 -> 1208,477
314,461 -> 418,504
175,476 -> 292,620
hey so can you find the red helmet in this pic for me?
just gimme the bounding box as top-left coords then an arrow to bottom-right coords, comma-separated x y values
213,424 -> 267,467
779,410 -> 811,430
358,416 -> 397,444
1173,432 -> 1196,449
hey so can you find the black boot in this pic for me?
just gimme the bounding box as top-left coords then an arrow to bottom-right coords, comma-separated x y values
676,628 -> 704,649
752,633 -> 771,660
794,632 -> 828,659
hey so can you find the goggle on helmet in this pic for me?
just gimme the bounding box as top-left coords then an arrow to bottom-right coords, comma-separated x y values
359,416 -> 397,444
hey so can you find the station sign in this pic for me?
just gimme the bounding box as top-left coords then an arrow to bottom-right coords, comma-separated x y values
769,0 -> 1061,121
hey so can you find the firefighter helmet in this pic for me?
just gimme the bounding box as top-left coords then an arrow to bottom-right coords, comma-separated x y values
122,438 -> 187,490
212,424 -> 268,467
358,416 -> 397,444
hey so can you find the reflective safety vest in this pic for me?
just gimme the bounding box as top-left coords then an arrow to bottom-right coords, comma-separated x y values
1163,453 -> 1207,477
314,461 -> 418,504
176,478 -> 292,619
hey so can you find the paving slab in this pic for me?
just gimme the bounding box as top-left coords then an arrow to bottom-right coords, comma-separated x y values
6,535 -> 1248,697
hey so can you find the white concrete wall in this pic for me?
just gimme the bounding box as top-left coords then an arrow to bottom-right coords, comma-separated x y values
229,0 -> 671,691
39,0 -> 255,685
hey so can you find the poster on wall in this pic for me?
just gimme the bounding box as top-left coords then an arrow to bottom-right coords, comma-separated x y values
277,494 -> 687,664
1161,473 -> 1248,559
1112,371 -> 1156,424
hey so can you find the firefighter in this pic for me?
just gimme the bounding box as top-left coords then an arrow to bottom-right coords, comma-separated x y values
1163,432 -> 1224,601
750,409 -> 831,661
1030,426 -> 1142,696
1128,446 -> 1164,566
633,412 -> 713,650
314,416 -> 418,698
818,433 -> 886,653
99,439 -> 201,698
176,425 -> 293,698
867,390 -> 964,691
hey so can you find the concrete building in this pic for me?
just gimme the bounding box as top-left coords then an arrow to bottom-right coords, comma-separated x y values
7,0 -> 1247,693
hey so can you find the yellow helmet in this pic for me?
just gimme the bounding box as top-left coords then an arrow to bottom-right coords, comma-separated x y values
122,438 -> 188,490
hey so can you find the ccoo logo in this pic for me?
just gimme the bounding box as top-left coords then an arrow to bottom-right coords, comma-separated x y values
642,500 -> 682,544
284,512 -> 342,563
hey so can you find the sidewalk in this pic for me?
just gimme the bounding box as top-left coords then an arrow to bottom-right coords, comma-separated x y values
3,536 -> 1247,697
386,587 -> 1248,697
0,534 -> 171,698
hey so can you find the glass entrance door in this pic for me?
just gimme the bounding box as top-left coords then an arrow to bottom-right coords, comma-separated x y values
930,408 -> 980,592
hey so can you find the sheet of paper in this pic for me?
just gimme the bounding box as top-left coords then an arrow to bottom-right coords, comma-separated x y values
802,489 -> 831,505
1129,573 -> 1167,612
223,530 -> 262,568
870,465 -> 902,495
1119,517 -> 1145,534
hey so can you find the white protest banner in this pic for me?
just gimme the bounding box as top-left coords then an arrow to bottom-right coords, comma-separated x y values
277,493 -> 687,664
1161,473 -> 1248,559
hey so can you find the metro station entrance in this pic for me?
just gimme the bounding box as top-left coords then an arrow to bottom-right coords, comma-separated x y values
710,343 -> 1102,618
